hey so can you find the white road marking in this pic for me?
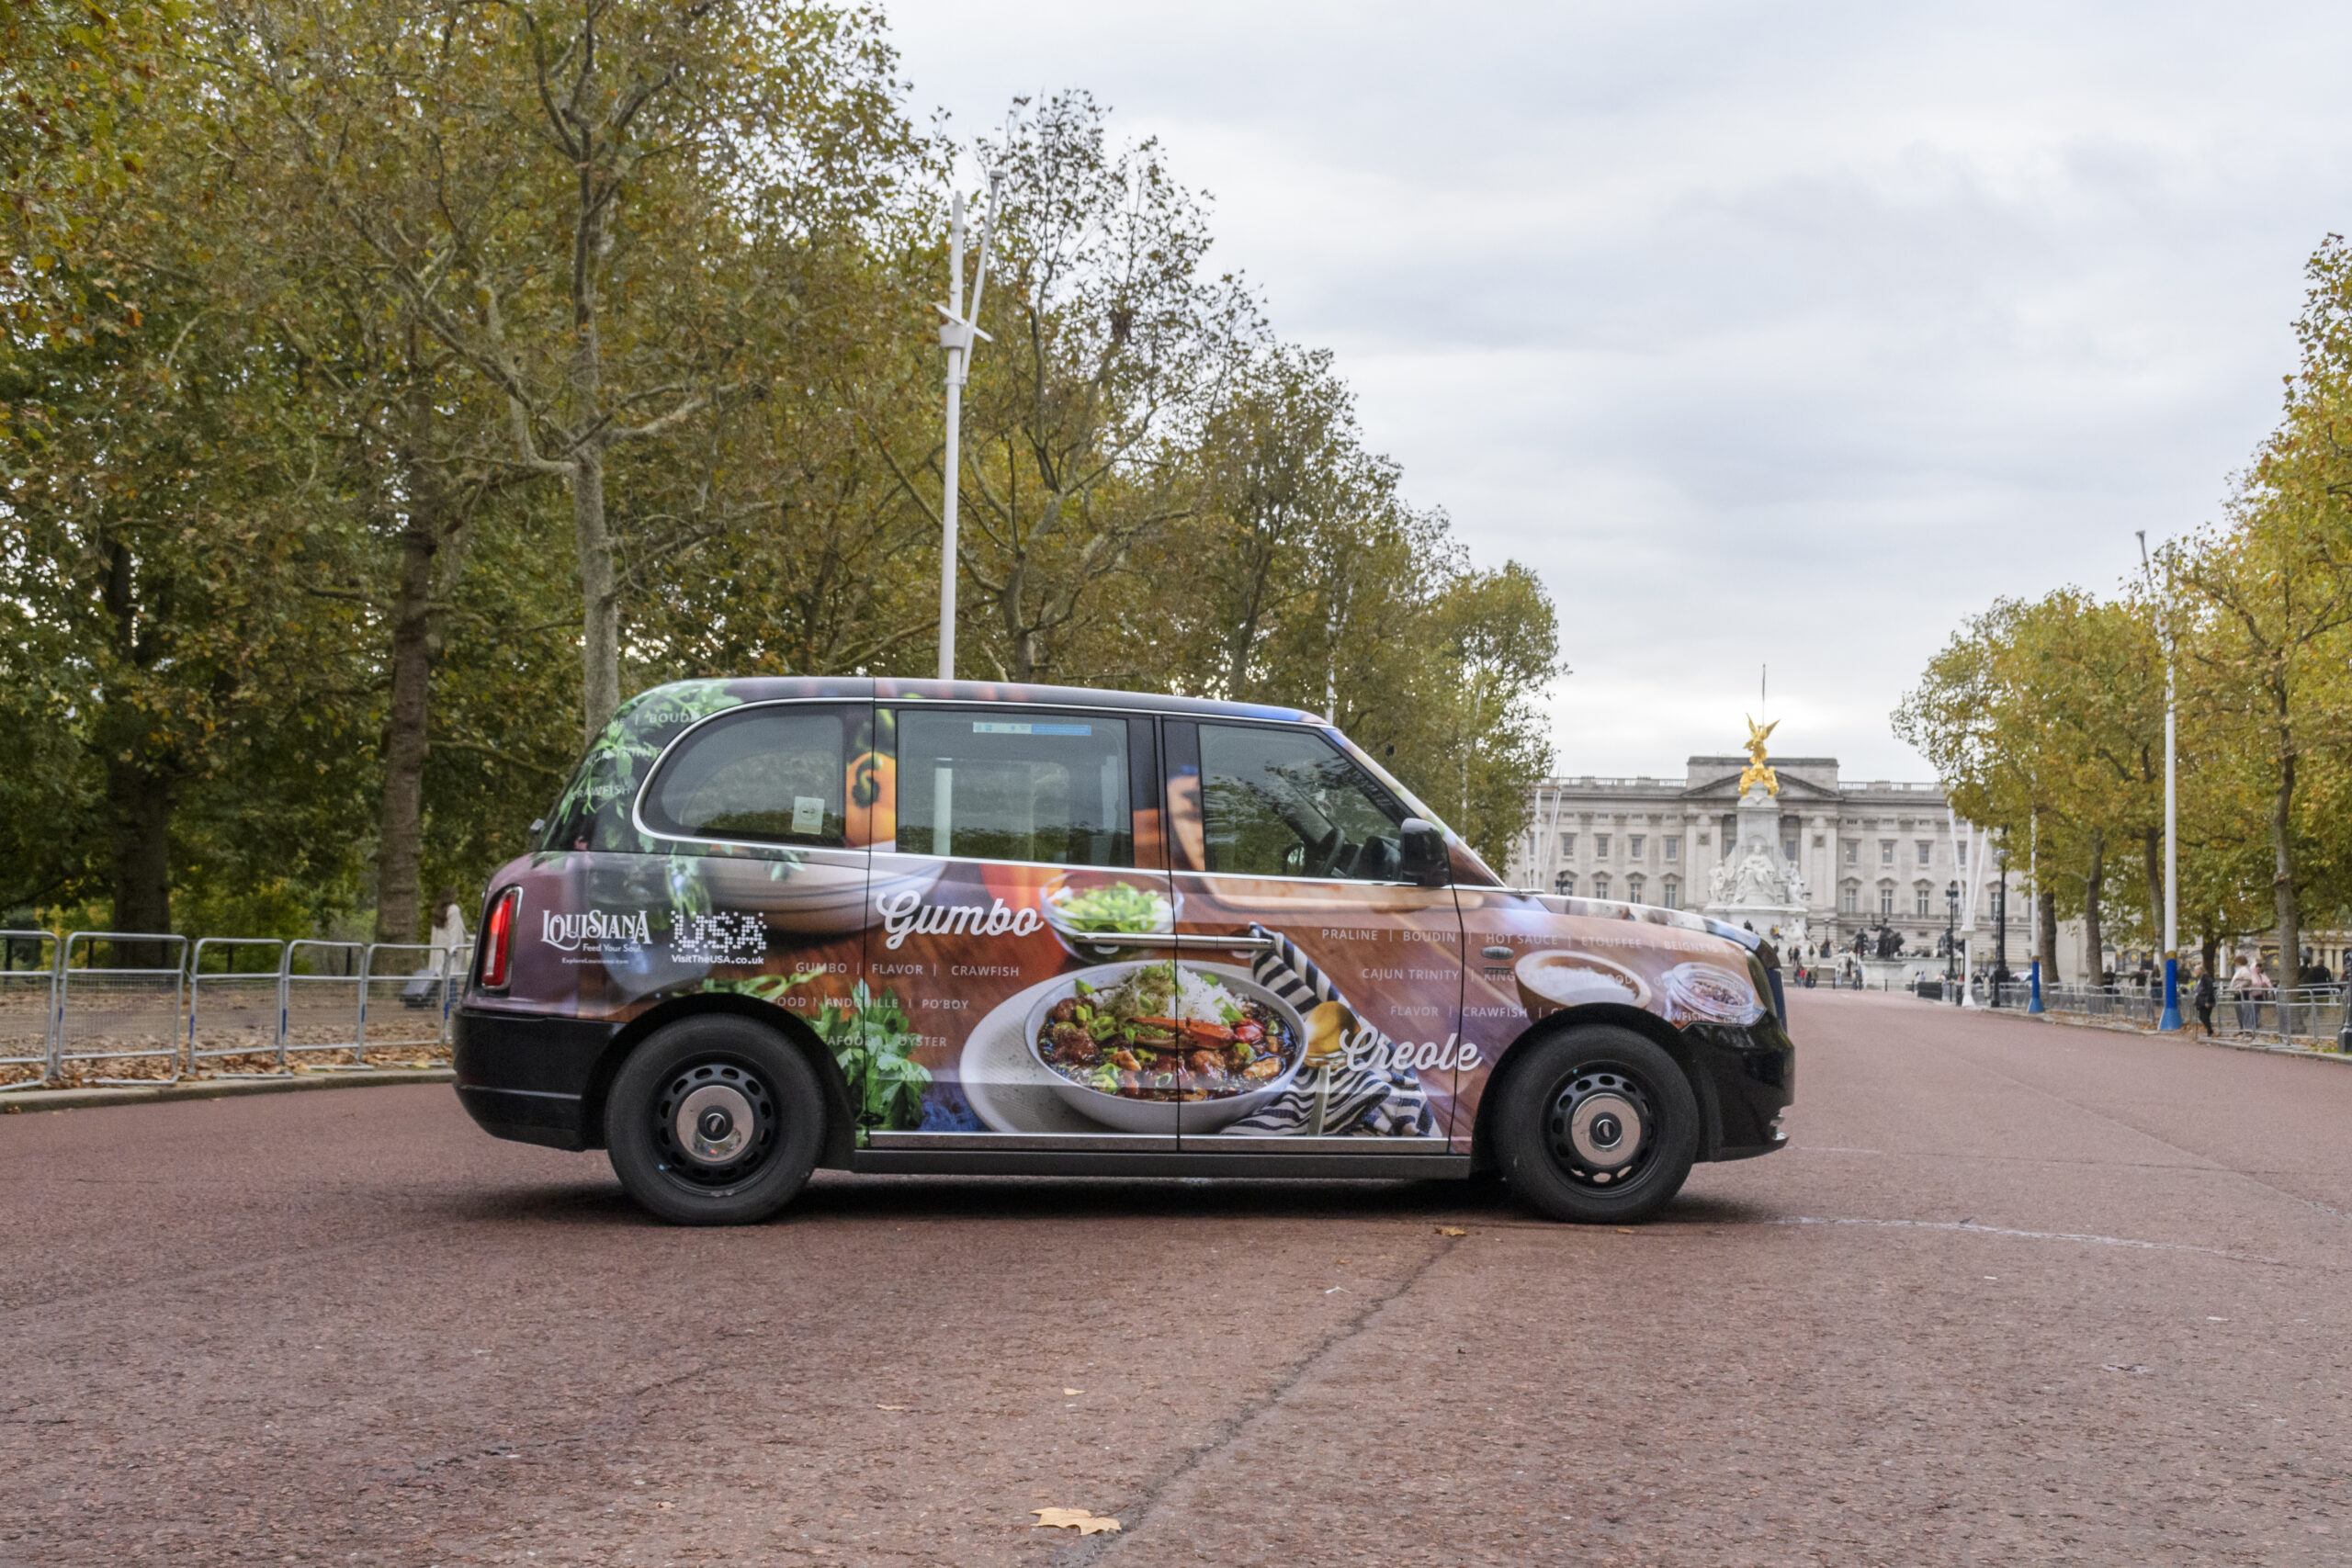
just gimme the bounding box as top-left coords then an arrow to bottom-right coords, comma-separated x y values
1767,1215 -> 2284,1265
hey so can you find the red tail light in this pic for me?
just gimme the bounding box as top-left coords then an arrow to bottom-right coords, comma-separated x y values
480,887 -> 522,990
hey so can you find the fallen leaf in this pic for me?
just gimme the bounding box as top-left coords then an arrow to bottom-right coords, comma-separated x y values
1062,1387 -> 1084,1395
1437,1226 -> 1466,1237
1616,1227 -> 1635,1235
876,1404 -> 910,1412
1033,1508 -> 1121,1535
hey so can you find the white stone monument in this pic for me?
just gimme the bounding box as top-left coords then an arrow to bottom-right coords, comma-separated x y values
1702,717 -> 1808,953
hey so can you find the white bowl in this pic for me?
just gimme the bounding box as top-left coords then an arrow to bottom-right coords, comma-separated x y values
1023,960 -> 1309,1134
1514,949 -> 1653,1020
1036,870 -> 1179,960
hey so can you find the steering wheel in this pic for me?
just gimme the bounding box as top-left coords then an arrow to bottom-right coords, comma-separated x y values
1301,824 -> 1346,878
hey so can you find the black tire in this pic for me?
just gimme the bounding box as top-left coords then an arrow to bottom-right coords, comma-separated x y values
605,1015 -> 825,1225
1493,1025 -> 1699,1224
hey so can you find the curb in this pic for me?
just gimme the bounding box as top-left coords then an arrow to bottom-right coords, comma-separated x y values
0,1067 -> 455,1114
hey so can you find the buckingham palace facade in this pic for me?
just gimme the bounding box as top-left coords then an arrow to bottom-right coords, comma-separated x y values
1503,755 -> 2030,964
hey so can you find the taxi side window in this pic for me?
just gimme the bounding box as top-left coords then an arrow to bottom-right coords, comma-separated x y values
641,705 -> 850,847
1195,723 -> 1409,882
894,710 -> 1133,867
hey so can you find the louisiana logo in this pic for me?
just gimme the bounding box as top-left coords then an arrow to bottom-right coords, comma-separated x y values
540,908 -> 651,953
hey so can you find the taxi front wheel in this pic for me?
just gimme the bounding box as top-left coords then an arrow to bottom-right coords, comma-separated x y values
605,1016 -> 825,1225
1494,1026 -> 1698,1224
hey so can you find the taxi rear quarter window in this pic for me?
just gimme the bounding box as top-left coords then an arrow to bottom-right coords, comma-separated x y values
640,705 -> 851,847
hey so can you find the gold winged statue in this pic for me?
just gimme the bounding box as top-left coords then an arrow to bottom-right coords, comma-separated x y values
1737,716 -> 1780,796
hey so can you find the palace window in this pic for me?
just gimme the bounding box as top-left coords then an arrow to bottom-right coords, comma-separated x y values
1595,834 -> 1611,858
1917,840 -> 1931,866
1661,877 -> 1680,909
1555,872 -> 1574,896
1559,832 -> 1575,857
1915,884 -> 1931,917
1664,837 -> 1679,862
1629,835 -> 1645,859
1841,883 -> 1859,914
1627,874 -> 1645,903
1880,840 -> 1895,866
1843,840 -> 1858,864
1879,885 -> 1894,917
1782,837 -> 1798,861
1592,874 -> 1611,900
1956,840 -> 1968,867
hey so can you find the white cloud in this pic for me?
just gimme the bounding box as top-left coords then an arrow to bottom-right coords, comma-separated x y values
884,0 -> 2352,775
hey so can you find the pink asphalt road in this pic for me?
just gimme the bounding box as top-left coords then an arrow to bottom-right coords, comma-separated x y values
2,987 -> 2347,1565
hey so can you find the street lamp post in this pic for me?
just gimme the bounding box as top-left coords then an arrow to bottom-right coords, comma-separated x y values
2028,808 -> 2045,1013
934,164 -> 1007,682
1992,848 -> 2007,1008
2139,530 -> 2183,1032
1945,881 -> 1960,1005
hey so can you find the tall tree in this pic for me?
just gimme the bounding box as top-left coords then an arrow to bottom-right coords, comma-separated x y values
224,0 -> 921,739
934,92 -> 1261,682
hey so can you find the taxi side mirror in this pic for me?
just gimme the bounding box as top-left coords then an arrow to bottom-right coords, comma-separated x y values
1399,818 -> 1449,886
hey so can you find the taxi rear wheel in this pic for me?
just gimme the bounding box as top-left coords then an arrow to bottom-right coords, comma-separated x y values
605,1016 -> 824,1225
1494,1025 -> 1698,1224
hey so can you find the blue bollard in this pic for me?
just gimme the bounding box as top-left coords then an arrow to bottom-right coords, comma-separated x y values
2028,958 -> 2045,1014
2157,953 -> 2182,1032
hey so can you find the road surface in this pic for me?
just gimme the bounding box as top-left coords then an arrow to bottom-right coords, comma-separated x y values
2,988 -> 2347,1564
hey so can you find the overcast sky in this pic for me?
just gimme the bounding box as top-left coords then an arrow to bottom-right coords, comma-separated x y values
884,0 -> 2352,780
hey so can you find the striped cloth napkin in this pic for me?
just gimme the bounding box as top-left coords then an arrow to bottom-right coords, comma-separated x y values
1220,925 -> 1436,1138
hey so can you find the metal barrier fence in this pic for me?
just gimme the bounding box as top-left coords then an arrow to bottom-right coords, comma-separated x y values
0,929 -> 473,1089
188,937 -> 290,1075
444,942 -> 473,1044
56,931 -> 187,1083
359,942 -> 468,1058
0,931 -> 61,1089
2188,985 -> 2346,1043
284,940 -> 368,1068
1956,979 -> 2352,1046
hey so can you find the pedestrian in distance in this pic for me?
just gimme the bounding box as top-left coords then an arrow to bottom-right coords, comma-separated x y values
2193,966 -> 2216,1037
2230,954 -> 2258,1032
401,886 -> 473,1011
429,886 -> 469,964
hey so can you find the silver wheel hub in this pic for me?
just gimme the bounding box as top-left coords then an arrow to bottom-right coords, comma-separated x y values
1546,1066 -> 1656,1187
675,1083 -> 754,1166
1568,1092 -> 1643,1171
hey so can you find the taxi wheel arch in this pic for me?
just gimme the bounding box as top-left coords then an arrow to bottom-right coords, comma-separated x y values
1486,1020 -> 1702,1224
1470,1005 -> 1720,1173
605,1013 -> 828,1225
584,994 -> 855,1169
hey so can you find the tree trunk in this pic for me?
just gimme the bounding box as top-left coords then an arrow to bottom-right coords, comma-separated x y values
2037,887 -> 2061,985
105,744 -> 173,965
999,549 -> 1037,682
2270,731 -> 2300,986
97,530 -> 173,966
573,444 -> 620,739
2082,833 -> 2106,983
374,510 -> 437,944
